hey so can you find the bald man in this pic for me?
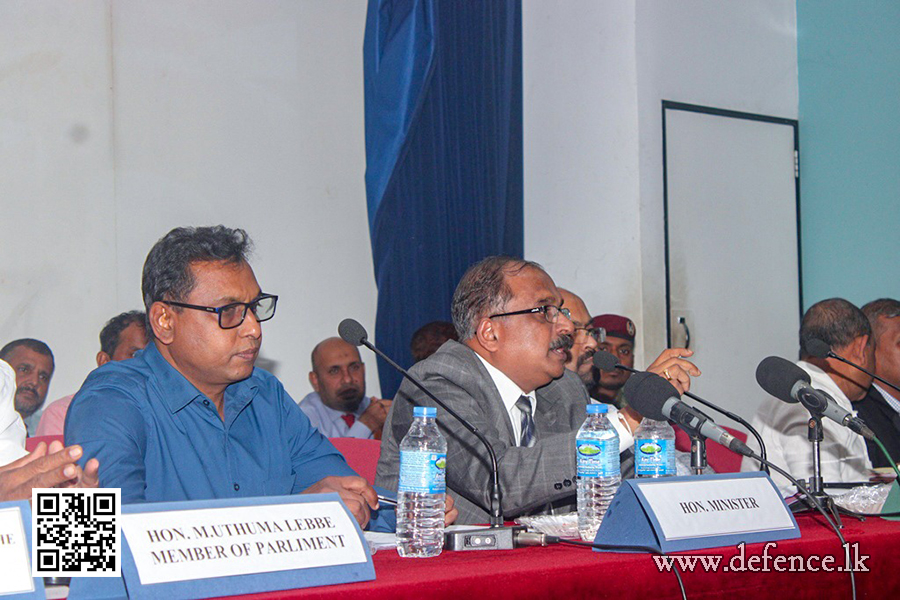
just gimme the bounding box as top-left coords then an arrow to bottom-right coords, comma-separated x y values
299,337 -> 392,439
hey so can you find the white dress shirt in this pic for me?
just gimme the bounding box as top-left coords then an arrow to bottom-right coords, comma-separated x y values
0,359 -> 28,466
297,391 -> 375,439
741,360 -> 871,494
475,354 -> 633,452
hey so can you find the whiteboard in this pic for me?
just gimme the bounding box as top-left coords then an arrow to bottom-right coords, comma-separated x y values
663,102 -> 801,425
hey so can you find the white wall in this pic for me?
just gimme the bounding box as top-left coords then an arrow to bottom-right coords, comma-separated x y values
0,1 -> 381,406
523,0 -> 798,384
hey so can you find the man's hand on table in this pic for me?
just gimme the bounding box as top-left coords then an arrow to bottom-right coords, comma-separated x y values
443,493 -> 458,526
304,475 -> 379,528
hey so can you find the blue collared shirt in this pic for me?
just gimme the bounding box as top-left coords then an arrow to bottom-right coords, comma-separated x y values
65,343 -> 393,530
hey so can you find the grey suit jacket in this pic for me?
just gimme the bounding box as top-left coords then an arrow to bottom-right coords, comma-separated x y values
375,340 -> 593,525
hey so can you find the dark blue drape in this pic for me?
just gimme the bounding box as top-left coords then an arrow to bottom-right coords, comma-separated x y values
363,0 -> 523,398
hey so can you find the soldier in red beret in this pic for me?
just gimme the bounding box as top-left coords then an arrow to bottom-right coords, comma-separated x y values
589,314 -> 637,408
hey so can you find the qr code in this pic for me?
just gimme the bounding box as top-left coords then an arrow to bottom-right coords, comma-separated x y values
32,488 -> 121,577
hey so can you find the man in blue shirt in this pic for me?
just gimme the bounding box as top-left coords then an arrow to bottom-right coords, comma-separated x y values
66,225 -> 455,530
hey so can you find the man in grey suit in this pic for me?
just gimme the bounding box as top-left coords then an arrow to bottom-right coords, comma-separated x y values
375,256 -> 698,524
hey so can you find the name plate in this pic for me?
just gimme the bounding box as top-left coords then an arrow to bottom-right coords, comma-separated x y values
0,502 -> 43,599
595,472 -> 800,553
69,493 -> 374,600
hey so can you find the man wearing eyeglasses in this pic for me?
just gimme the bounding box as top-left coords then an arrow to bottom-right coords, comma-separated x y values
65,226 -> 408,530
375,256 -> 698,524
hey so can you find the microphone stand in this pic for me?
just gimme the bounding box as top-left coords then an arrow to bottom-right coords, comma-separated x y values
339,320 -> 524,551
801,414 -> 844,528
689,434 -> 708,475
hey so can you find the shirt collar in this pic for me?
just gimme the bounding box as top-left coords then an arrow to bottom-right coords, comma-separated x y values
143,342 -> 257,414
874,382 -> 900,414
474,353 -> 535,414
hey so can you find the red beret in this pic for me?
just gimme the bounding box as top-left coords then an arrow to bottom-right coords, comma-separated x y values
590,314 -> 635,342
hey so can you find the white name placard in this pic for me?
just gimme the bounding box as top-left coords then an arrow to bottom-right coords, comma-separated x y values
120,501 -> 367,585
636,476 -> 795,541
0,506 -> 35,595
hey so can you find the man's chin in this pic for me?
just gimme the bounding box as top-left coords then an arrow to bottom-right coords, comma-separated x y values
14,397 -> 42,418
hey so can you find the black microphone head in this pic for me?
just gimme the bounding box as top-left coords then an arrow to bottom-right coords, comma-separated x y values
623,371 -> 680,421
592,350 -> 619,373
755,356 -> 810,404
338,318 -> 368,346
805,338 -> 832,359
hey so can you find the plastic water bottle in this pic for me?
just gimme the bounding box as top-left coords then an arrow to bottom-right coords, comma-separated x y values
634,418 -> 677,478
576,403 -> 621,542
396,406 -> 447,558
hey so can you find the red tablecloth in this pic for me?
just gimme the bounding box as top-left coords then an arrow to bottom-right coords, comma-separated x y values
222,514 -> 900,600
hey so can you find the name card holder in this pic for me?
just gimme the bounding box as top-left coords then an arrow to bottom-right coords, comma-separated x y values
69,493 -> 373,600
594,472 -> 800,553
0,500 -> 45,600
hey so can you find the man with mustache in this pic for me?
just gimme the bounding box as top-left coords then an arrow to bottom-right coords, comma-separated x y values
299,337 -> 392,439
376,257 -> 698,524
66,226 -> 437,530
0,338 -> 55,434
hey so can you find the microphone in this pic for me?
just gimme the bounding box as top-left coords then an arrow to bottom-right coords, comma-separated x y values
755,356 -> 875,440
593,350 -> 768,470
623,372 -> 754,456
807,337 -> 900,397
339,319 -> 524,550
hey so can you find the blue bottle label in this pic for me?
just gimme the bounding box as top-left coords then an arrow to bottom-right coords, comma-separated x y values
576,438 -> 619,477
635,438 -> 673,476
398,450 -> 447,494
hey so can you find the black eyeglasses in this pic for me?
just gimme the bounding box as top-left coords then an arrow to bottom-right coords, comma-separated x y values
489,305 -> 571,324
163,294 -> 278,329
575,326 -> 606,343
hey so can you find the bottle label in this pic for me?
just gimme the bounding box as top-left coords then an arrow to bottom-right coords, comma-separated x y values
398,450 -> 447,494
576,438 -> 620,477
635,438 -> 673,476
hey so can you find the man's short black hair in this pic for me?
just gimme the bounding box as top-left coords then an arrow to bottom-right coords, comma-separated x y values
410,321 -> 458,362
451,256 -> 545,341
862,298 -> 900,342
99,311 -> 147,356
141,225 -> 253,338
800,298 -> 871,359
0,338 -> 54,365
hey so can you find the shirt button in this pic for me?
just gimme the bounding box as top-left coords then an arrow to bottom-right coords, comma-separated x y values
234,483 -> 240,491
203,399 -> 210,406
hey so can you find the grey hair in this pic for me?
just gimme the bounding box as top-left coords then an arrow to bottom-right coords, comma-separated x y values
451,256 -> 545,341
862,298 -> 900,342
799,298 -> 871,359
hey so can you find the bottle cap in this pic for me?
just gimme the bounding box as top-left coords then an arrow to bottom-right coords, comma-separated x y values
586,403 -> 608,414
413,406 -> 437,418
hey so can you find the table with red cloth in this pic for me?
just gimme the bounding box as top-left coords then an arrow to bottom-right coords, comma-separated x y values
221,514 -> 898,600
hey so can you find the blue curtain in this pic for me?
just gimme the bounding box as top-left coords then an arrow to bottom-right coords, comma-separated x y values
364,0 -> 523,398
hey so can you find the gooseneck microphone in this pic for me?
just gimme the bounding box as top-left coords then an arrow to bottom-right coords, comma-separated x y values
338,319 -> 506,530
755,356 -> 875,441
592,350 -> 768,469
623,371 -> 754,457
806,338 -> 900,397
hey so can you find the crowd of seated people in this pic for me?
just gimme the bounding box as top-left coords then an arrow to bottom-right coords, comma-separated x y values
3,224 -> 898,527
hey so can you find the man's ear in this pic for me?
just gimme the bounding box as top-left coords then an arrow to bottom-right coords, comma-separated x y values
96,351 -> 111,367
474,317 -> 501,353
845,334 -> 870,364
309,371 -> 321,393
149,302 -> 176,345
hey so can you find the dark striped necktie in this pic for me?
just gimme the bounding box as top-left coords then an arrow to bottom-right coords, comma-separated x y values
516,395 -> 535,447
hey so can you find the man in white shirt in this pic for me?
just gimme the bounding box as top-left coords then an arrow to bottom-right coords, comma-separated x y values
854,298 -> 900,468
0,359 -> 100,501
742,298 -> 874,494
299,337 -> 392,439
